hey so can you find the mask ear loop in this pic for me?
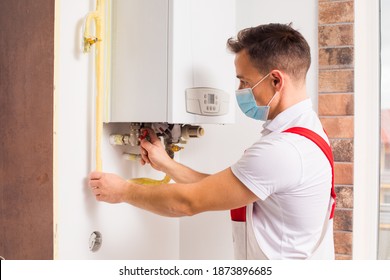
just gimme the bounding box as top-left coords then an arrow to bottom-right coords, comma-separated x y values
266,91 -> 279,106
251,73 -> 271,90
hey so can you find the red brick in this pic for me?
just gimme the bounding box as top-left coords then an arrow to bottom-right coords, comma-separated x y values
319,1 -> 354,24
319,47 -> 354,69
336,254 -> 352,260
334,162 -> 353,185
319,24 -> 354,47
320,117 -> 354,138
331,139 -> 354,162
318,93 -> 354,116
334,209 -> 353,231
335,186 -> 353,208
319,70 -> 354,93
334,231 -> 353,255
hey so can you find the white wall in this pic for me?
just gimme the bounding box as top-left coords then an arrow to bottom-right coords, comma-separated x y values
178,0 -> 318,259
55,0 -> 317,259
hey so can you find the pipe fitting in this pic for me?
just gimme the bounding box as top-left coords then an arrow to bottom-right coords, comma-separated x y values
129,123 -> 141,146
181,125 -> 204,140
109,123 -> 142,146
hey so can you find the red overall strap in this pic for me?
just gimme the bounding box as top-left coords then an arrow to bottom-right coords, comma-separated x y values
283,127 -> 336,219
230,205 -> 247,222
230,127 -> 336,222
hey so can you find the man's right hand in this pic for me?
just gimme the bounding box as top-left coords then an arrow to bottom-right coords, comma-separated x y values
139,128 -> 173,172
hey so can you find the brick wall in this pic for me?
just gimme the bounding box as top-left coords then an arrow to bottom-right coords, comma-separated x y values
318,0 -> 354,260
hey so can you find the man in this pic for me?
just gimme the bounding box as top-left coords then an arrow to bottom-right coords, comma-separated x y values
89,23 -> 335,259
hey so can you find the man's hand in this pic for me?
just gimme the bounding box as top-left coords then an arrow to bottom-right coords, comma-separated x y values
88,171 -> 130,203
139,128 -> 173,172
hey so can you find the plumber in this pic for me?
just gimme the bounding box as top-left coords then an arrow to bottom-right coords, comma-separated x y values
89,23 -> 335,260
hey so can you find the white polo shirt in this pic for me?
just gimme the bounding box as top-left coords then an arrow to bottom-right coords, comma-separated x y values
231,99 -> 333,259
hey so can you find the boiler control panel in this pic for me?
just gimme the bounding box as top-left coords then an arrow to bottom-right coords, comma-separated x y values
185,87 -> 229,116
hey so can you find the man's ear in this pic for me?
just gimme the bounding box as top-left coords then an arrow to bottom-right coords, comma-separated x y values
270,70 -> 284,92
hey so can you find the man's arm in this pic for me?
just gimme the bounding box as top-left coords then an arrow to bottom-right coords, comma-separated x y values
88,167 -> 258,217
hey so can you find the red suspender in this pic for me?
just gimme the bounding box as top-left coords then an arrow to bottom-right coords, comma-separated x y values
230,205 -> 247,222
230,127 -> 336,222
283,127 -> 336,219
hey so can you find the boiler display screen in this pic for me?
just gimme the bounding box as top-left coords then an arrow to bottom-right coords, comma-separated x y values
208,94 -> 215,104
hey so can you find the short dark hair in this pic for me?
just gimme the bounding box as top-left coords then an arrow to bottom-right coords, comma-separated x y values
227,23 -> 311,81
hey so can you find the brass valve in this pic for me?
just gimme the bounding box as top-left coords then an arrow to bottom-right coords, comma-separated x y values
83,36 -> 100,53
170,144 -> 184,152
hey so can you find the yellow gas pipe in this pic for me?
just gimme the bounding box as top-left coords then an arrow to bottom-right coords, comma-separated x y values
129,175 -> 171,186
83,0 -> 105,172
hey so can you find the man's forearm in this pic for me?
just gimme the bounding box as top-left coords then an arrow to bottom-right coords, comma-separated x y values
123,181 -> 193,217
121,168 -> 258,217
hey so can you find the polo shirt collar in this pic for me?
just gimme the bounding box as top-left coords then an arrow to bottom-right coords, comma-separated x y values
261,98 -> 313,135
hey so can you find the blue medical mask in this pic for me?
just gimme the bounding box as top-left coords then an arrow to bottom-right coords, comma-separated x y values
235,73 -> 278,121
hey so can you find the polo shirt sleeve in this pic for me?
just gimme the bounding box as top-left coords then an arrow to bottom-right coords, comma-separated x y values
230,134 -> 303,201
